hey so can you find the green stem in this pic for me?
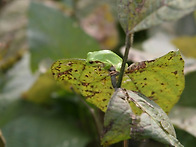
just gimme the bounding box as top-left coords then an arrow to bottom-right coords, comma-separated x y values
117,33 -> 134,88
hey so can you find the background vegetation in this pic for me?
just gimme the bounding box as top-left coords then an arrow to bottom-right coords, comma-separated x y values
0,0 -> 196,147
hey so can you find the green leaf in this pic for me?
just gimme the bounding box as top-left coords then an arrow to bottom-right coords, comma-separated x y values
22,71 -> 70,104
178,71 -> 196,107
0,53 -> 36,126
102,88 -> 183,147
1,103 -> 90,147
117,0 -> 196,33
51,50 -> 184,113
28,2 -> 99,71
175,128 -> 196,147
101,89 -> 133,146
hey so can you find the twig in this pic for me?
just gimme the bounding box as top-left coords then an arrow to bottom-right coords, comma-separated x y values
124,140 -> 128,147
117,33 -> 134,88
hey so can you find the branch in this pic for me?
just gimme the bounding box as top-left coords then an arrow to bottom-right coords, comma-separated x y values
117,33 -> 134,88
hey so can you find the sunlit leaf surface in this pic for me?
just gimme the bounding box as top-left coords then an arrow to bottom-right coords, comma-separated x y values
52,51 -> 184,113
125,51 -> 185,114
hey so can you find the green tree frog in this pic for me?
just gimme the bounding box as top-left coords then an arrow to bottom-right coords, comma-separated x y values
86,50 -> 127,72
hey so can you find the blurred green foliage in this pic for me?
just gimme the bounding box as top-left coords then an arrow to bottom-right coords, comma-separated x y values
0,0 -> 196,147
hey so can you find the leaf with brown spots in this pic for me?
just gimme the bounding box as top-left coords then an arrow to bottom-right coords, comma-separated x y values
123,51 -> 185,114
51,58 -> 114,111
118,0 -> 196,33
102,88 -> 183,146
51,51 -> 184,113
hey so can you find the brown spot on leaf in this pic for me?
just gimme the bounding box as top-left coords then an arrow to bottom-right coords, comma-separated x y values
67,62 -> 73,66
172,71 -> 178,75
168,56 -> 173,60
82,83 -> 90,86
151,91 -> 155,95
127,61 -> 146,73
57,69 -> 73,77
144,78 -> 147,80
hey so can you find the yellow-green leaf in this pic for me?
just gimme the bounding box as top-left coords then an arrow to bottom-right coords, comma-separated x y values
51,51 -> 184,113
52,59 -> 113,111
22,71 -> 71,104
124,51 -> 185,114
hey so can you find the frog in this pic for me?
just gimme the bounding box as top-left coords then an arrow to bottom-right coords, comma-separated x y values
86,50 -> 127,72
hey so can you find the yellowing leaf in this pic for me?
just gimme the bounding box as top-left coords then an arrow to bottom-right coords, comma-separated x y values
52,59 -> 113,111
172,36 -> 196,58
51,51 -> 184,113
22,71 -> 71,104
124,51 -> 185,114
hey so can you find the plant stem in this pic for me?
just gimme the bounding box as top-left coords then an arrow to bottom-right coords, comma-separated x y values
123,140 -> 128,147
117,33 -> 134,88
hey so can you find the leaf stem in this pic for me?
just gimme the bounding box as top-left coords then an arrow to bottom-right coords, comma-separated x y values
117,33 -> 134,88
